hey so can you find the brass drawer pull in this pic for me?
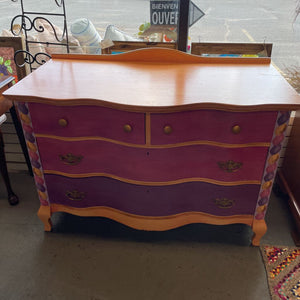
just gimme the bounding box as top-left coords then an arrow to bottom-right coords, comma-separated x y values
58,118 -> 68,127
214,198 -> 235,209
163,125 -> 173,135
59,153 -> 83,165
65,190 -> 85,201
218,160 -> 243,173
123,124 -> 132,133
231,125 -> 241,134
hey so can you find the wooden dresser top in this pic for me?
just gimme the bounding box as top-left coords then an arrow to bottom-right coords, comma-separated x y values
4,48 -> 300,112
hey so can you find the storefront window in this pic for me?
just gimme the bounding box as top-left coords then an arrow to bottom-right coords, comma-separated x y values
0,0 -> 299,87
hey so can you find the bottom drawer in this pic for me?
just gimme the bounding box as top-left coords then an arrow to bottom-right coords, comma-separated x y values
45,175 -> 260,217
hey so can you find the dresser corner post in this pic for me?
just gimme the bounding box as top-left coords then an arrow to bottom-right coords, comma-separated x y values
251,219 -> 267,246
37,205 -> 52,232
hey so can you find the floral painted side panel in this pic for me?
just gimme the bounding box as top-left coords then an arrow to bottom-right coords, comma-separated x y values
16,102 -> 50,206
254,111 -> 291,220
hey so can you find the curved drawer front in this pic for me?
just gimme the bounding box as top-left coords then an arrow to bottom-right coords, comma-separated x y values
45,175 -> 259,216
28,103 -> 145,144
38,137 -> 268,183
151,110 -> 278,145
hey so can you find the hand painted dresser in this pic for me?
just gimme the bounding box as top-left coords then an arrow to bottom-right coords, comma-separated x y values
4,48 -> 300,245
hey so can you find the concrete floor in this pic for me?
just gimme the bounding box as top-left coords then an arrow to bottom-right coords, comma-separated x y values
0,171 -> 296,300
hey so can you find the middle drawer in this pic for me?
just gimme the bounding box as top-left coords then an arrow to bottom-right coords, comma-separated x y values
37,137 -> 269,184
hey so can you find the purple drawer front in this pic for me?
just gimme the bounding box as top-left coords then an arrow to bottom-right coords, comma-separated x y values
28,103 -> 145,144
151,110 -> 278,144
45,175 -> 259,216
37,137 -> 268,182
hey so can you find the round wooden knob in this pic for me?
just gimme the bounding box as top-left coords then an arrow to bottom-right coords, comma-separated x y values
231,125 -> 241,134
163,125 -> 173,135
123,124 -> 132,133
58,118 -> 68,127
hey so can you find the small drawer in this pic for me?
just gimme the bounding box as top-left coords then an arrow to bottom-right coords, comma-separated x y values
45,175 -> 259,217
150,110 -> 278,145
27,103 -> 145,144
38,137 -> 268,183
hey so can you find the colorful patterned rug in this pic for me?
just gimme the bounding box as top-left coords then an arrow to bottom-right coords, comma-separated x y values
260,245 -> 300,300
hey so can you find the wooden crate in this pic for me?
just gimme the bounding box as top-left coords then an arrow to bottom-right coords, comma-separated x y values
191,42 -> 272,57
102,41 -> 177,54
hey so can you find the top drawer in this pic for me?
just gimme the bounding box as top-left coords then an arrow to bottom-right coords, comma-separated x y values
27,103 -> 145,144
151,110 -> 278,145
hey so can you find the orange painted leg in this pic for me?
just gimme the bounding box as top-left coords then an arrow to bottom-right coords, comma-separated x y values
252,219 -> 267,246
37,205 -> 52,231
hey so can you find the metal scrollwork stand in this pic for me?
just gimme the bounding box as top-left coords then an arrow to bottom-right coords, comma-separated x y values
5,1 -> 70,183
11,0 -> 69,72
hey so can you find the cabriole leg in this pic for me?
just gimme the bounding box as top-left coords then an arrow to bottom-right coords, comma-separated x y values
37,205 -> 52,231
252,219 -> 267,246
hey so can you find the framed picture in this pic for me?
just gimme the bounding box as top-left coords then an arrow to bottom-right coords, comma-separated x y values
0,36 -> 27,83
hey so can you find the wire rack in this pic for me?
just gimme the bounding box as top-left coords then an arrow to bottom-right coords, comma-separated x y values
10,0 -> 69,72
